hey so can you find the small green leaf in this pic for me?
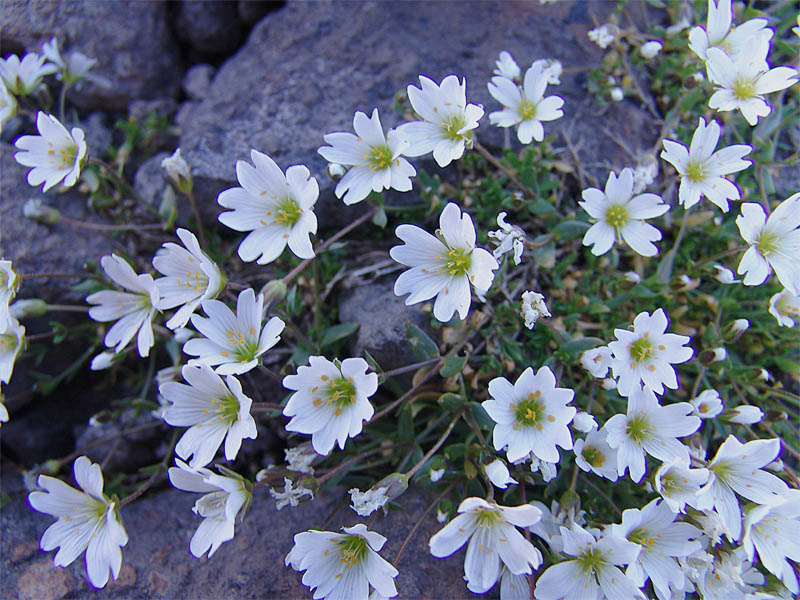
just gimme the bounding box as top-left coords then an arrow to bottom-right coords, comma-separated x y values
552,220 -> 590,240
464,459 -> 478,479
405,323 -> 440,360
439,355 -> 467,378
444,443 -> 466,461
320,322 -> 360,347
438,393 -> 466,411
528,198 -> 555,215
398,407 -> 414,442
560,337 -> 604,357
363,350 -> 382,373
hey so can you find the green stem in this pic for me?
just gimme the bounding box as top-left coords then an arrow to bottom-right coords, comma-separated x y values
405,410 -> 463,479
119,429 -> 179,508
473,139 -> 534,199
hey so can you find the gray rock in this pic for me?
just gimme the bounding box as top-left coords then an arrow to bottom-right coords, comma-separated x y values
0,142 -> 115,305
133,152 -> 170,209
182,64 -> 216,101
80,112 -> 112,156
179,0 -> 659,231
338,277 -> 436,373
1,466 -> 470,599
175,0 -> 245,58
128,97 -> 179,123
237,0 -> 279,27
1,0 -> 182,111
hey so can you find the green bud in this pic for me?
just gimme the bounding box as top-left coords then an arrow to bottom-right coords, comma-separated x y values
9,299 -> 48,319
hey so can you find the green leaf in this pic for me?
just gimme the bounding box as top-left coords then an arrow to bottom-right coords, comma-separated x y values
439,355 -> 467,378
320,322 -> 360,347
560,337 -> 604,357
438,393 -> 466,411
444,443 -> 466,460
405,323 -> 440,360
552,220 -> 590,241
398,407 -> 414,442
528,198 -> 555,215
464,459 -> 478,479
363,350 -> 382,373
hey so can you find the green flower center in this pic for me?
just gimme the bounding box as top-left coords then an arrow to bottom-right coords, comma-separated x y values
625,414 -> 653,444
336,535 -> 369,568
444,247 -> 472,277
628,526 -> 655,548
605,204 -> 628,229
442,114 -> 467,141
367,144 -> 394,171
576,547 -> 606,574
629,337 -> 654,363
518,98 -> 537,121
514,392 -> 545,428
711,460 -> 733,484
0,332 -> 18,351
582,445 -> 606,467
59,144 -> 77,168
755,230 -> 779,256
732,77 -> 757,101
660,471 -> 684,494
328,376 -> 357,409
474,507 -> 503,527
214,393 -> 240,425
685,160 -> 706,183
274,196 -> 303,227
225,328 -> 260,363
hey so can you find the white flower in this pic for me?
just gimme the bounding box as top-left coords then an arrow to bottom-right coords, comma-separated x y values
282,356 -> 378,455
397,74 -> 484,168
390,202 -> 498,322
571,411 -> 597,433
28,456 -> 128,589
609,87 -> 624,102
588,24 -> 616,49
86,255 -> 160,357
272,477 -> 313,510
529,456 -> 557,482
430,497 -> 542,594
286,523 -> 399,600
0,80 -> 17,133
285,443 -> 317,474
482,366 -> 575,464
660,117 -> 751,212
183,288 -> 285,375
0,53 -> 56,95
218,150 -> 318,263
318,108 -> 415,205
610,498 -> 702,600
14,112 -> 87,192
167,459 -> 252,558
654,457 -> 708,514
714,264 -> 740,283
534,524 -> 644,600
640,40 -> 663,59
0,260 -> 19,333
769,289 -> 800,327
528,500 -> 582,555
603,386 -> 700,483
89,351 -> 117,372
688,0 -> 772,63
494,51 -> 521,81
574,428 -> 618,481
533,58 -> 562,85
632,157 -> 658,194
488,62 -> 564,144
580,346 -> 613,378
742,490 -> 800,594
160,363 -> 256,468
485,459 -> 518,489
520,290 -> 550,330
500,567 -> 529,600
41,38 -> 97,85
691,389 -> 724,418
696,436 -> 789,541
727,405 -> 763,424
608,308 -> 693,397
736,195 -> 800,294
349,486 -> 389,516
153,228 -> 226,329
160,148 -> 192,194
488,212 -> 525,265
579,168 -> 669,257
706,46 -> 798,126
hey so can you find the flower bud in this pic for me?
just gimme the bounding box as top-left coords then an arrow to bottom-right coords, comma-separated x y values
23,198 -> 60,224
640,41 -> 663,59
724,318 -> 749,342
326,162 -> 346,182
610,87 -> 624,102
259,280 -> 287,310
601,377 -> 617,390
161,149 -> 193,195
9,298 -> 48,319
484,459 -> 518,489
429,458 -> 446,482
725,405 -> 763,424
572,411 -> 598,433
699,347 -> 726,365
620,271 -> 640,289
90,351 -> 117,371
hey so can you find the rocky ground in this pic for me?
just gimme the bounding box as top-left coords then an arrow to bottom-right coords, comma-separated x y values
0,1 -> 667,597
